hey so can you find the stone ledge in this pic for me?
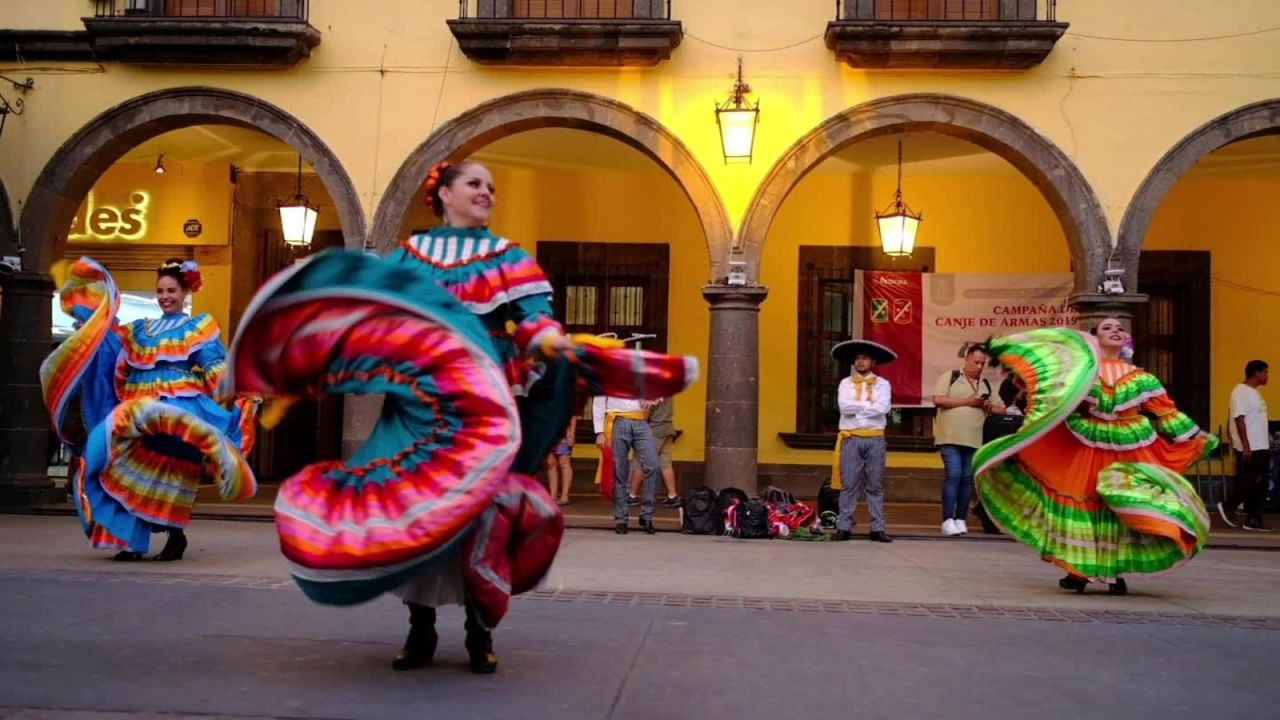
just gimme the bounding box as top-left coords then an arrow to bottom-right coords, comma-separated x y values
0,30 -> 95,61
825,21 -> 1068,69
79,17 -> 321,66
447,19 -> 682,67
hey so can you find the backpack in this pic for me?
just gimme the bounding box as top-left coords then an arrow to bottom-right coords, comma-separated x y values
730,500 -> 771,540
817,480 -> 840,528
680,487 -> 719,535
714,487 -> 750,533
948,370 -> 992,399
764,485 -> 797,507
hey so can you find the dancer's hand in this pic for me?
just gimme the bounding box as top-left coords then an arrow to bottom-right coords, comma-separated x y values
595,433 -> 607,449
540,332 -> 576,358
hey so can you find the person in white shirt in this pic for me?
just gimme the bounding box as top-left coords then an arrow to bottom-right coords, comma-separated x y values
1227,359 -> 1273,531
829,338 -> 896,543
594,394 -> 661,535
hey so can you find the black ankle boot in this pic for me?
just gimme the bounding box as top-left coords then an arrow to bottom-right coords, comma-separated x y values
113,550 -> 143,562
392,603 -> 438,671
464,601 -> 497,674
154,529 -> 187,562
1108,578 -> 1128,596
1058,574 -> 1087,594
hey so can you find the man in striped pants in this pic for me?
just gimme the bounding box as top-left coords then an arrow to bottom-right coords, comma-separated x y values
829,338 -> 897,544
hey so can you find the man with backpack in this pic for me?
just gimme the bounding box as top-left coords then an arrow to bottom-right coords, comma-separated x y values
931,343 -> 1005,537
830,338 -> 897,543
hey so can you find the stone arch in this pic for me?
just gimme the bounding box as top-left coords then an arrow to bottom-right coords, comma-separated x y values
738,94 -> 1112,293
18,86 -> 366,271
370,88 -> 733,278
1117,98 -> 1280,289
0,175 -> 14,249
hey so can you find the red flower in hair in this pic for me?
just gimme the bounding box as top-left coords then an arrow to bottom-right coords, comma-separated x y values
178,260 -> 204,293
424,161 -> 452,195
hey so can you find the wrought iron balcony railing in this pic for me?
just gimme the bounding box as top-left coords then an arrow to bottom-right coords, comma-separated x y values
458,0 -> 672,21
93,0 -> 309,21
836,0 -> 1056,22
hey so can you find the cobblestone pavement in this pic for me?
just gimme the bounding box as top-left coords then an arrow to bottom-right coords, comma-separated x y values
2,516 -> 1279,719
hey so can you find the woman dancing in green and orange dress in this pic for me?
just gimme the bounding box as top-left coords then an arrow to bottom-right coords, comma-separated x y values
975,318 -> 1215,595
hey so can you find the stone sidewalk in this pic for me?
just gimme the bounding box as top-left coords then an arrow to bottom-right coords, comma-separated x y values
2,515 -> 1278,619
21,490 -> 1280,548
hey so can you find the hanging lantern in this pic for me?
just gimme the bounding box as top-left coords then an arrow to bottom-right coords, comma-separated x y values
277,155 -> 319,248
875,139 -> 922,257
715,57 -> 760,164
153,154 -> 166,174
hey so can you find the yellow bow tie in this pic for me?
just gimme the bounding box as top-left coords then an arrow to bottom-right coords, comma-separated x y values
851,373 -> 877,401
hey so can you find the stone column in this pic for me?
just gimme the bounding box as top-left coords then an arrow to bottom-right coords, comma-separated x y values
702,285 -> 768,496
1068,292 -> 1150,331
0,271 -> 61,508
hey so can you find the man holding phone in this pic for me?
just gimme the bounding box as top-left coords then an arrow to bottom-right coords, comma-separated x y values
932,344 -> 1005,536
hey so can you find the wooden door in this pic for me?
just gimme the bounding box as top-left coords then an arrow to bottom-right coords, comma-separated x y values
248,229 -> 345,485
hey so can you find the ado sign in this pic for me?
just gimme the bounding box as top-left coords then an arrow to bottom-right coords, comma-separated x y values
68,191 -> 150,242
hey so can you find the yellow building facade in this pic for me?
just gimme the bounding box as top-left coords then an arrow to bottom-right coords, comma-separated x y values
2,0 -> 1278,502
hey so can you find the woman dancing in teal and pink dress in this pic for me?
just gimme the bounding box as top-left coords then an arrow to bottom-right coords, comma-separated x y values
222,160 -> 698,674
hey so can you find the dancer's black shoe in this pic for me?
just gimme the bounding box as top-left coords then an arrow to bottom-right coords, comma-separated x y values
154,529 -> 187,561
464,602 -> 497,674
391,604 -> 438,671
1058,575 -> 1087,594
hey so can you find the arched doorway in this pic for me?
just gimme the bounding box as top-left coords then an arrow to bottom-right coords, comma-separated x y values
370,88 -> 732,272
20,86 -> 366,269
1117,98 -> 1280,289
1118,99 -> 1280,441
730,94 -> 1112,494
738,94 -> 1112,293
371,89 -> 735,495
5,87 -> 366,502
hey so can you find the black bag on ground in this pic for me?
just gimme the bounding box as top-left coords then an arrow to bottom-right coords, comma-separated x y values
733,500 -> 771,539
713,486 -> 750,534
681,487 -> 719,535
818,480 -> 840,517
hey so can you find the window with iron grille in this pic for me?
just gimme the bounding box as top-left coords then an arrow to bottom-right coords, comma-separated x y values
537,241 -> 669,349
796,246 -> 936,446
538,242 -> 669,431
565,285 -> 599,326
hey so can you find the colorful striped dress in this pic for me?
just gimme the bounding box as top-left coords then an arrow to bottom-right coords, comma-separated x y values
388,226 -> 578,476
224,249 -> 697,625
40,258 -> 257,554
975,328 -> 1214,581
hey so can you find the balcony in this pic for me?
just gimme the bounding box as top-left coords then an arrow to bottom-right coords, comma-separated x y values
81,0 -> 321,65
448,1 -> 682,67
826,0 -> 1068,70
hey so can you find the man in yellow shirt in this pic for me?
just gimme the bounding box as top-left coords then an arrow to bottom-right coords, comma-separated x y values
931,344 -> 1005,537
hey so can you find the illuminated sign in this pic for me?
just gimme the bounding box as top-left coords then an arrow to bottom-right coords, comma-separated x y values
68,190 -> 150,241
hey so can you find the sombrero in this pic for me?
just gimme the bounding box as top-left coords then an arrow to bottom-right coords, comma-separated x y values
831,338 -> 897,366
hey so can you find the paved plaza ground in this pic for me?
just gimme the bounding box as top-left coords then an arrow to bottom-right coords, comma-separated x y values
1,515 -> 1277,719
